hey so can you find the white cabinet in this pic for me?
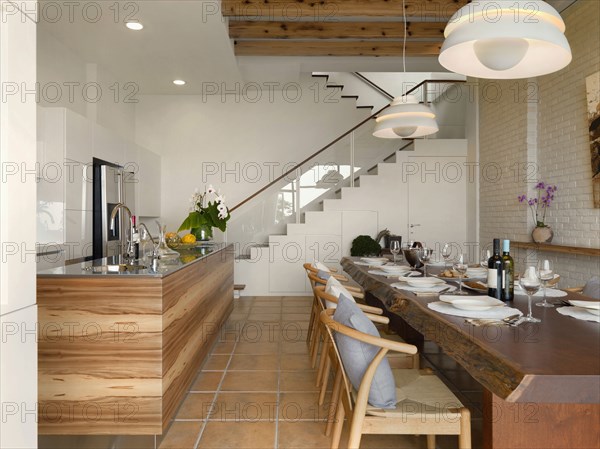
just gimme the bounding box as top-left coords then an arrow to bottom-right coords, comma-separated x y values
1,2 -> 37,315
137,147 -> 161,217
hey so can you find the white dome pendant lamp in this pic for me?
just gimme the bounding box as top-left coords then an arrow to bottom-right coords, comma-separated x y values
373,95 -> 439,138
439,0 -> 572,79
373,0 -> 439,139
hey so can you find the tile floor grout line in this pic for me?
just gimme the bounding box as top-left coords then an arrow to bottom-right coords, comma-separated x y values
192,314 -> 243,449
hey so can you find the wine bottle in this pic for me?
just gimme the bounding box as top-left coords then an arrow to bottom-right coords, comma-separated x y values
501,240 -> 515,302
487,239 -> 503,300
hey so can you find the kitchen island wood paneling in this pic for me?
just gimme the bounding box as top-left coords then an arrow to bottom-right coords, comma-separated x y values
37,245 -> 234,435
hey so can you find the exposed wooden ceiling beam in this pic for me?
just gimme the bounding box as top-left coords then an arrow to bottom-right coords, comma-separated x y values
222,0 -> 468,19
234,40 -> 442,57
229,20 -> 446,39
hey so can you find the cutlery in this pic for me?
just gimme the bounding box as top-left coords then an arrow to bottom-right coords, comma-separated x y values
465,314 -> 522,327
437,287 -> 451,294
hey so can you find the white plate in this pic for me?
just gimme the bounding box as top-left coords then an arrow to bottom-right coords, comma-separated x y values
584,308 -> 600,316
380,265 -> 411,274
391,283 -> 457,294
514,285 -> 568,298
406,278 -> 446,288
427,260 -> 446,267
361,257 -> 388,263
569,300 -> 600,310
369,270 -> 421,278
440,295 -> 504,307
462,281 -> 488,293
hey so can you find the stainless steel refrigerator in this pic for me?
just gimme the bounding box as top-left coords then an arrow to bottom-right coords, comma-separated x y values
93,159 -> 136,260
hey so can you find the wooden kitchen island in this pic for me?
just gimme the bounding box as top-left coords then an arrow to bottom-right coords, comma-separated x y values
341,257 -> 600,449
37,244 -> 234,435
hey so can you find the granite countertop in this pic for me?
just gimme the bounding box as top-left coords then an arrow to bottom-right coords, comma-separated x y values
37,243 -> 229,278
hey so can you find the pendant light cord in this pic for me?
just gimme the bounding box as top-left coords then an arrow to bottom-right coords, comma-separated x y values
402,0 -> 407,73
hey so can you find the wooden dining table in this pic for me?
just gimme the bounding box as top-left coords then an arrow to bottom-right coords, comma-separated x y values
341,257 -> 600,449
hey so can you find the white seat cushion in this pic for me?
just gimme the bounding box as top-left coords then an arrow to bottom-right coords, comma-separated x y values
325,276 -> 355,309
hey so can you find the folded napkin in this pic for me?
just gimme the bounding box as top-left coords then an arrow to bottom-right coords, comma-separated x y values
391,283 -> 455,294
428,301 -> 522,319
556,307 -> 600,323
514,286 -> 567,298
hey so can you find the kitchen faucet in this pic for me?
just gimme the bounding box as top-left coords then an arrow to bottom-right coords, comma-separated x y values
109,203 -> 134,260
138,222 -> 160,271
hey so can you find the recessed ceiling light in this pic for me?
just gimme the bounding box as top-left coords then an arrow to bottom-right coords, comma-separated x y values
173,80 -> 186,86
126,22 -> 143,31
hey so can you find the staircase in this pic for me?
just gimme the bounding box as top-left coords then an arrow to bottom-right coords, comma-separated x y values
229,73 -> 469,295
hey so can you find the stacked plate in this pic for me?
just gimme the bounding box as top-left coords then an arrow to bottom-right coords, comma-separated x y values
569,300 -> 600,316
379,265 -> 411,275
466,267 -> 488,279
440,295 -> 505,311
359,257 -> 388,266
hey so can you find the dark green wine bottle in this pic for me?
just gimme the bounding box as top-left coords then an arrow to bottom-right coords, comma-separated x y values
501,240 -> 515,302
487,239 -> 503,300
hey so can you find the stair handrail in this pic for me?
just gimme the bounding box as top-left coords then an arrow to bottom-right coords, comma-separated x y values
230,79 -> 466,213
352,72 -> 395,100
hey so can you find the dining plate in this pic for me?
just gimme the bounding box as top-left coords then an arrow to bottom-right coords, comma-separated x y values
462,281 -> 488,293
440,295 -> 504,307
569,300 -> 600,310
379,265 -> 411,274
448,299 -> 504,312
584,308 -> 600,316
406,278 -> 446,288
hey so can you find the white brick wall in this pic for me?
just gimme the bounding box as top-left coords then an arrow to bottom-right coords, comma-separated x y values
479,0 -> 600,287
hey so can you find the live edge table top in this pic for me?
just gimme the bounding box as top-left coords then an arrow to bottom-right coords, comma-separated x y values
341,257 -> 600,404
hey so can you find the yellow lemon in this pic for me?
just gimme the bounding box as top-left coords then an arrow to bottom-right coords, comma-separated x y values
181,234 -> 196,244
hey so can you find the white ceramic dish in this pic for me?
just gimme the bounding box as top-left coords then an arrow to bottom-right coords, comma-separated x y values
569,300 -> 600,310
380,265 -> 411,274
404,277 -> 445,288
440,295 -> 505,309
360,257 -> 388,266
584,308 -> 600,316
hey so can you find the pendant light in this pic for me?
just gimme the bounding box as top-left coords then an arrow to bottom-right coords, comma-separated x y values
439,0 -> 572,79
373,95 -> 439,138
373,0 -> 439,139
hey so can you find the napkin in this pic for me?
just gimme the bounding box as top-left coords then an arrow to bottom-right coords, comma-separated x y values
428,301 -> 522,319
556,307 -> 600,323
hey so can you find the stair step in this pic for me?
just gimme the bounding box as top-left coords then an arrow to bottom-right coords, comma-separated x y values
326,84 -> 344,90
234,284 -> 246,291
341,95 -> 359,100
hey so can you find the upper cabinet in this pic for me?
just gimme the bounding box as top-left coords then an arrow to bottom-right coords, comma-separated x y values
137,147 -> 162,218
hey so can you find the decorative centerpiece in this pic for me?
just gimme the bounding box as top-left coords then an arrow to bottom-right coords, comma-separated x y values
518,182 -> 558,243
178,185 -> 230,241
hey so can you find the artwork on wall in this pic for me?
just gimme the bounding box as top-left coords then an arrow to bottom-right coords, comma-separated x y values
586,71 -> 600,208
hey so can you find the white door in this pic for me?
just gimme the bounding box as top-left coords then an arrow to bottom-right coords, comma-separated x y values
407,155 -> 468,254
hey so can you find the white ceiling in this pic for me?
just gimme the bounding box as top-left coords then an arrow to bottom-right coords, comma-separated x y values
37,0 -> 580,94
38,1 -> 242,94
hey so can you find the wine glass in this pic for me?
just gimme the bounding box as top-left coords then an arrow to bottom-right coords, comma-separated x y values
536,259 -> 555,308
480,249 -> 491,268
390,240 -> 401,264
441,243 -> 452,269
418,247 -> 432,277
518,267 -> 542,323
452,253 -> 469,295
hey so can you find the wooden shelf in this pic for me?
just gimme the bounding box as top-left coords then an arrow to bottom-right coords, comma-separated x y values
512,241 -> 600,257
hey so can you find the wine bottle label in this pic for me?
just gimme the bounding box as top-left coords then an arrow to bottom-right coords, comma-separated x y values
487,269 -> 497,288
502,271 -> 506,288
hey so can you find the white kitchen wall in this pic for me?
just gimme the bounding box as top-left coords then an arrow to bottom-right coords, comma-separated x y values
479,0 -> 600,287
134,74 -> 372,235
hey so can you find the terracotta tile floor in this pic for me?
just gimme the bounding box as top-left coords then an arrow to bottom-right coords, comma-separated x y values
158,297 -> 447,449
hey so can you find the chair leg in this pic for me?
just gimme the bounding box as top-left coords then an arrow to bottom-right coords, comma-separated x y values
316,338 -> 330,386
427,435 -> 436,449
310,324 -> 321,368
306,301 -> 318,345
325,369 -> 343,437
330,398 -> 345,449
318,357 -> 332,405
309,315 -> 319,355
347,408 -> 365,449
458,407 -> 472,449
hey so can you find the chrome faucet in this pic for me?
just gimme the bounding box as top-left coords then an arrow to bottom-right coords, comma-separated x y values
109,203 -> 134,259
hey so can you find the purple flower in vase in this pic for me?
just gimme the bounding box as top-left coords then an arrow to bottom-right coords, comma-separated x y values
517,181 -> 558,227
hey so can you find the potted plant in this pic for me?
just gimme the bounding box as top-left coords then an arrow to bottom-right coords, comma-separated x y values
178,186 -> 230,241
518,182 -> 558,243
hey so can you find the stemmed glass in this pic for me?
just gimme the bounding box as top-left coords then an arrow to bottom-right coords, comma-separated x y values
390,240 -> 401,264
518,267 -> 542,323
480,249 -> 491,268
418,247 -> 432,277
536,259 -> 555,308
452,253 -> 469,295
441,243 -> 452,270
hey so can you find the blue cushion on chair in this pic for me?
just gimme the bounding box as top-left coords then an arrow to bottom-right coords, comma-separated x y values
333,294 -> 396,409
583,276 -> 600,300
317,270 -> 331,281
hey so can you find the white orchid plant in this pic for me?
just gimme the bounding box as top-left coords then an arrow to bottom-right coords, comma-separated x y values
178,185 -> 230,235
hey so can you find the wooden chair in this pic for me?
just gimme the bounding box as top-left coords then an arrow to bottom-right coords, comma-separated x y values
320,308 -> 472,449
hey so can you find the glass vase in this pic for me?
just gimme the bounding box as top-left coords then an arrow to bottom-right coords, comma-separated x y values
191,224 -> 213,241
